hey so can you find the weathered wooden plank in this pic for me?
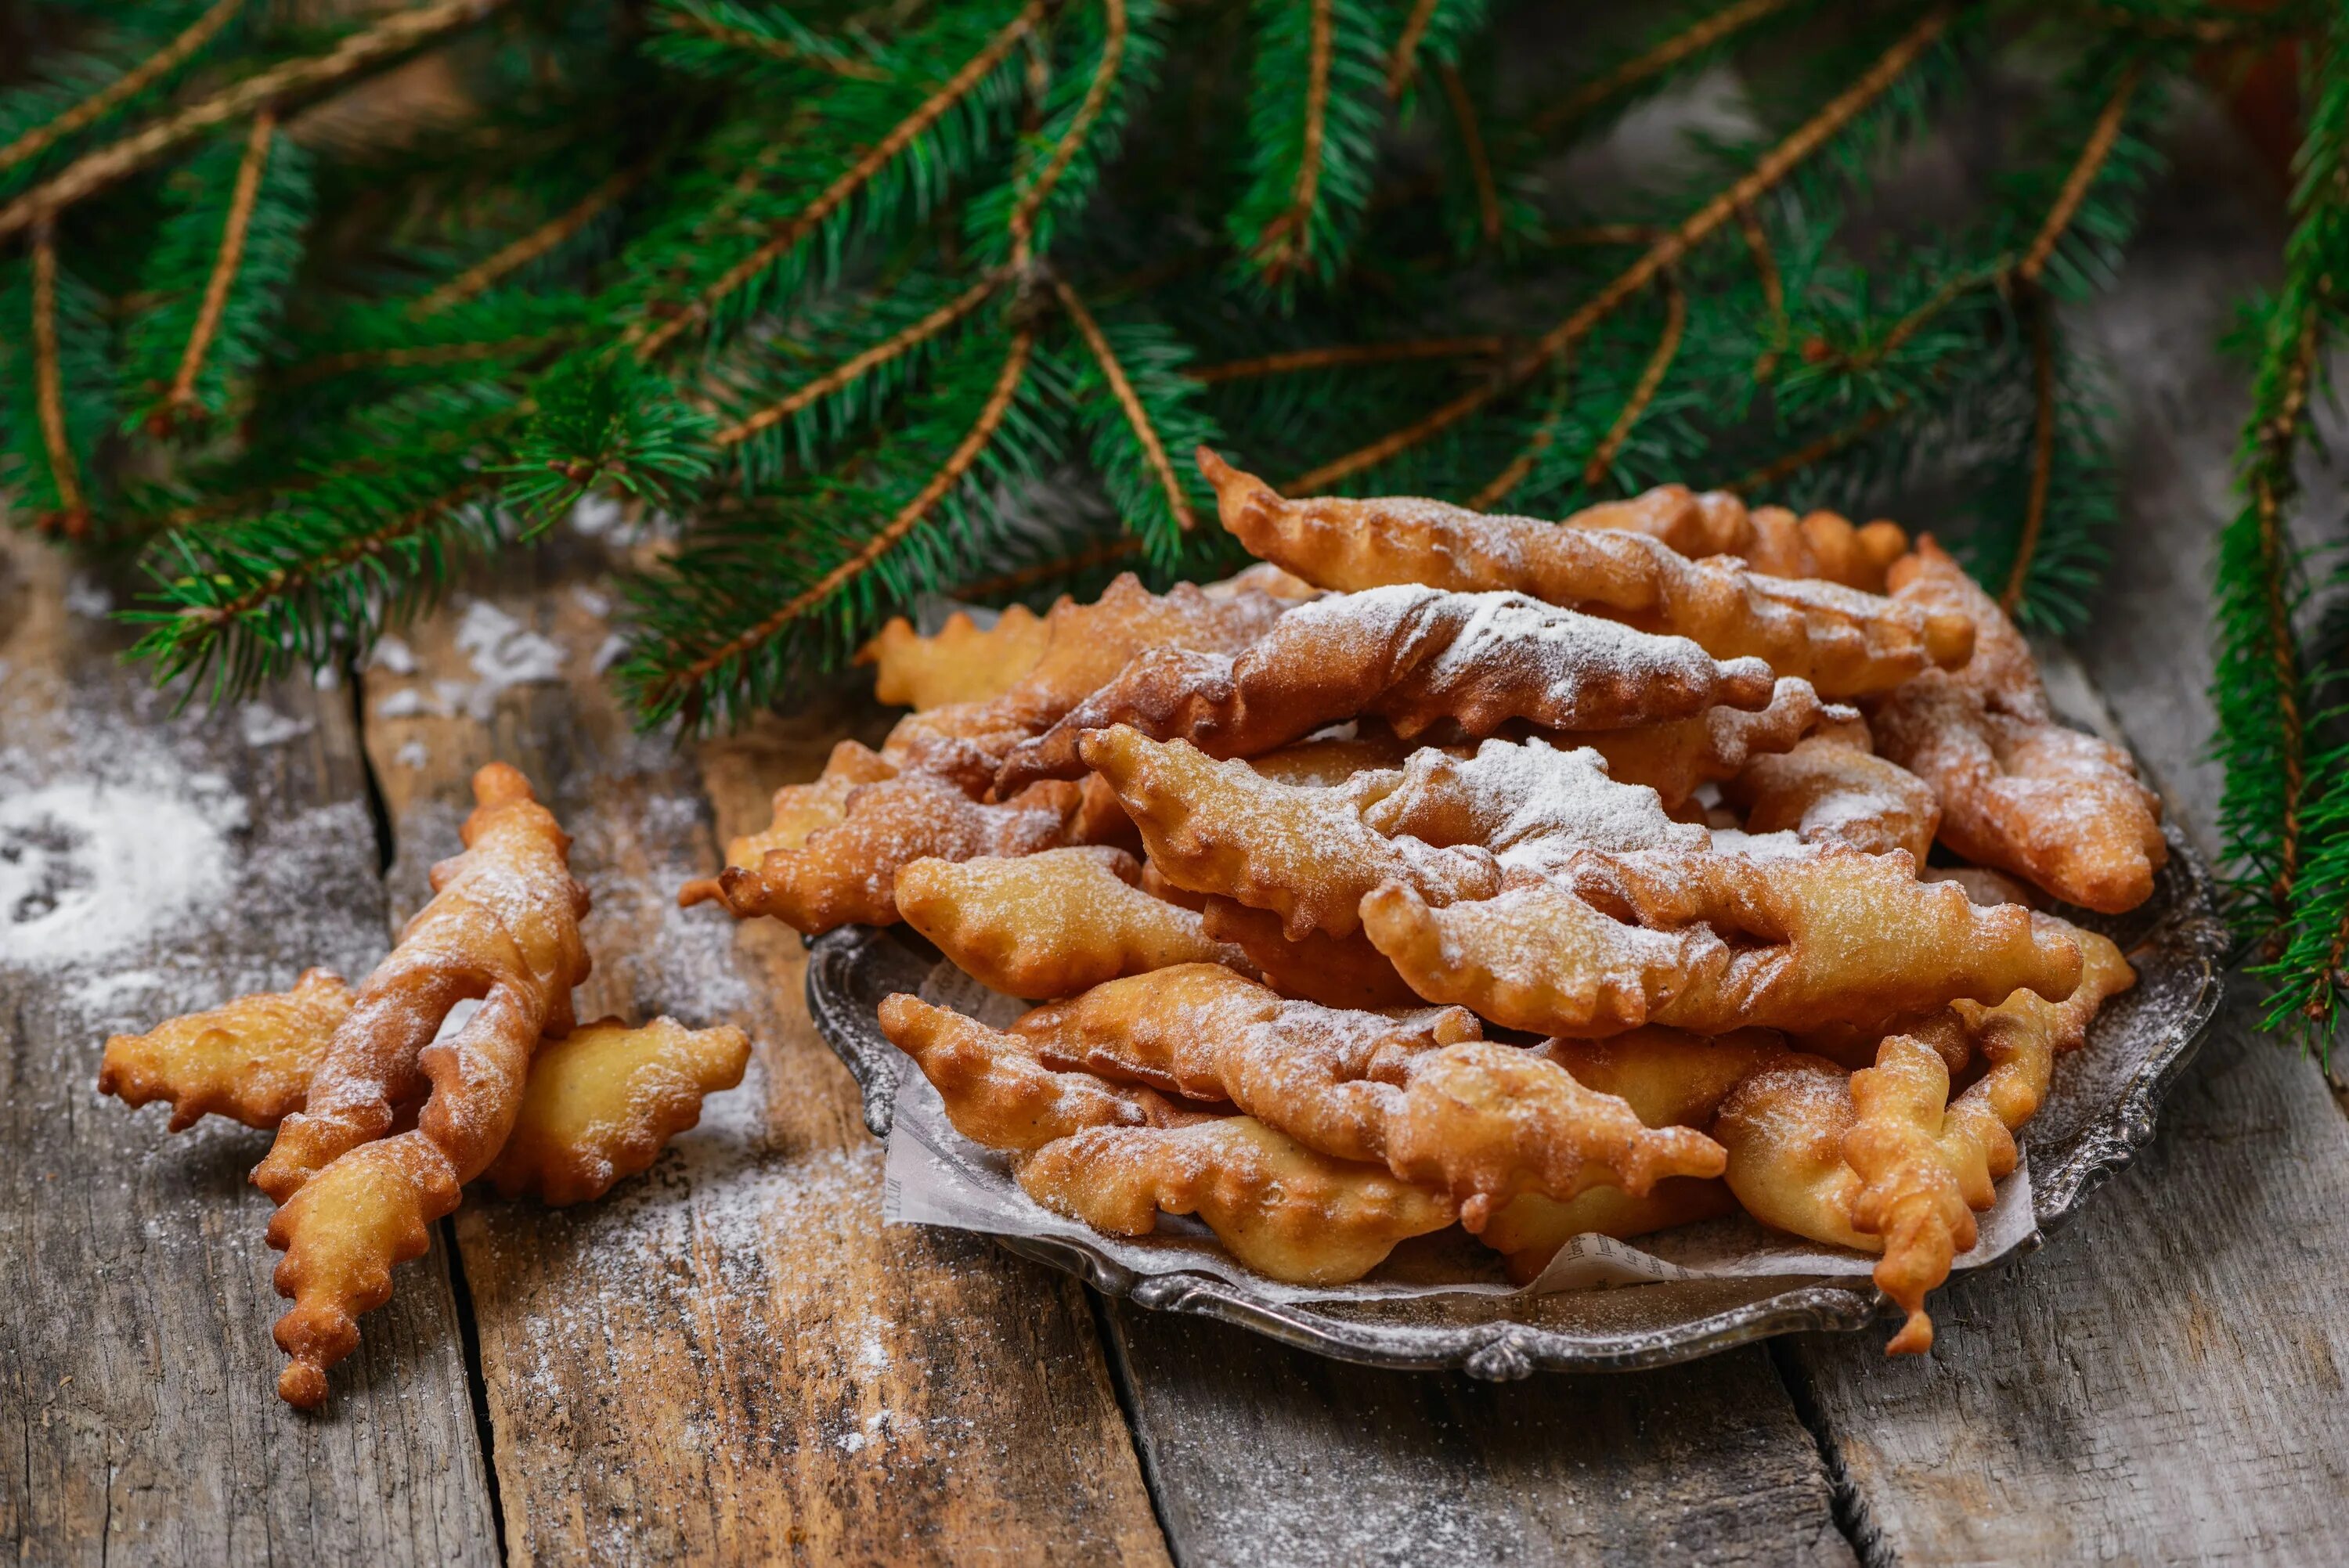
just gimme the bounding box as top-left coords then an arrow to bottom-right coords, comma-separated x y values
0,533 -> 497,1566
1104,1305 -> 1856,1567
358,542 -> 1169,1566
1781,117 -> 2349,1567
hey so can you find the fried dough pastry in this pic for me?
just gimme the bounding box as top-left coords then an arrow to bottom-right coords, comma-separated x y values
687,574 -> 1296,928
859,602 -> 1055,709
484,1016 -> 752,1206
256,764 -> 591,1204
1724,734 -> 1940,860
887,993 -> 1452,1284
99,967 -> 355,1131
999,583 -> 1777,788
1020,1116 -> 1457,1285
1713,1053 -> 1874,1250
1080,726 -> 1491,938
1482,1029 -> 1780,1274
688,773 -> 1085,932
1583,678 -> 1849,808
1201,451 -> 1965,697
1245,722 -> 1425,786
1562,486 -> 1909,593
1870,539 -> 2166,913
1366,842 -> 2082,1036
895,846 -> 1247,997
1196,896 -> 1425,1008
261,763 -> 593,1406
1014,964 -> 1722,1227
881,993 -> 1216,1150
1846,925 -> 2135,1353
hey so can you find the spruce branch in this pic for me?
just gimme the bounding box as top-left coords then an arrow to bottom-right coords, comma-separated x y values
159,111 -> 276,432
1005,0 -> 1132,261
1054,276 -> 1196,534
0,0 -> 515,242
648,1 -> 889,81
1436,63 -> 1501,246
1584,274 -> 1688,487
1229,0 -> 1387,291
28,219 -> 88,537
629,2 -> 1044,360
0,0 -> 246,181
412,162 -> 650,318
1386,0 -> 1447,98
1528,0 -> 1804,137
1734,200 -> 1787,380
1290,4 -> 1954,493
1191,336 -> 1506,381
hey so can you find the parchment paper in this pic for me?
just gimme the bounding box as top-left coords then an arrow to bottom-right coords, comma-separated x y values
882,961 -> 2037,1303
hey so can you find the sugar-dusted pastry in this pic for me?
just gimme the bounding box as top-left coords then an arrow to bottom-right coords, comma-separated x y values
1724,733 -> 1940,861
1870,539 -> 2166,912
895,845 -> 1247,997
485,1016 -> 752,1206
998,583 -> 1778,789
99,967 -> 354,1131
859,602 -> 1055,709
1200,450 -> 1966,697
1585,678 -> 1850,808
1365,842 -> 2082,1036
1561,486 -> 1909,593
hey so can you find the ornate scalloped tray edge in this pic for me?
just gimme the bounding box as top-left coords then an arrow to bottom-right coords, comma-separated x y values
804,824 -> 2224,1379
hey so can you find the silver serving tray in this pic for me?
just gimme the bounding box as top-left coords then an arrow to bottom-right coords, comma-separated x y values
805,824 -> 2224,1379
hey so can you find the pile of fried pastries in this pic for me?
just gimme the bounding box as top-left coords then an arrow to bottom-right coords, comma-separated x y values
686,449 -> 2167,1356
99,763 -> 751,1408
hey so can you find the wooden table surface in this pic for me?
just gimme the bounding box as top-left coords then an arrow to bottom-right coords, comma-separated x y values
9,135 -> 2349,1568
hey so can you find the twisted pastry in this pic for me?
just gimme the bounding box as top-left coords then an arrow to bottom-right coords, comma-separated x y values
1007,964 -> 1725,1229
1201,450 -> 1967,697
1725,732 -> 1940,861
895,845 -> 1248,998
998,583 -> 1777,790
1869,539 -> 2166,913
1584,677 -> 1851,809
259,763 -> 590,1406
1559,485 -> 1909,592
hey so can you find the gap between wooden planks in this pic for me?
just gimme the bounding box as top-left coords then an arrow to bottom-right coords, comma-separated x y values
355,535 -> 1165,1566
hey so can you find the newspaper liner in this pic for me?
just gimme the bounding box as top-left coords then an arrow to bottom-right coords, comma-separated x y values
881,961 -> 2035,1304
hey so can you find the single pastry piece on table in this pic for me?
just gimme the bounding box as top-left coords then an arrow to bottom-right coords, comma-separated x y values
99,763 -> 750,1408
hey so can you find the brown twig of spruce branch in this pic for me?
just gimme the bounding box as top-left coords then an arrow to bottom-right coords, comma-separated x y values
0,0 -> 513,242
1584,272 -> 1688,486
411,162 -> 651,319
1528,0 -> 1799,138
0,0 -> 246,177
28,219 -> 88,538
1253,0 -> 1336,283
1287,5 -> 1955,496
153,110 -> 276,434
1008,0 -> 1130,260
2258,305 -> 2321,910
1438,64 -> 1504,244
661,9 -> 886,79
1189,336 -> 1507,383
1734,200 -> 1788,381
1384,0 -> 1445,98
630,2 -> 1045,361
658,329 -> 1039,701
1053,276 -> 1196,531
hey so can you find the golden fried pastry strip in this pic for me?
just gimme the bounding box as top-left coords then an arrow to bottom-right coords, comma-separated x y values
687,575 -> 1297,928
255,764 -> 590,1204
99,968 -> 354,1132
1870,540 -> 2166,913
895,846 -> 1248,998
484,1016 -> 752,1206
1367,843 -> 2083,1036
1244,722 -> 1427,786
1014,964 -> 1722,1227
1561,487 -> 1910,593
1481,1029 -> 1781,1272
1713,1053 -> 1875,1251
1846,926 -> 2135,1354
256,763 -> 590,1407
1000,583 -> 1778,788
1583,677 -> 1848,808
1012,963 -> 1476,1166
689,773 -> 1084,933
858,602 -> 1055,709
1359,734 -> 1708,863
1197,895 -> 1425,1008
1725,734 -> 1940,861
882,993 -> 1218,1155
1081,727 -> 1491,939
1201,451 -> 1966,697
1019,1116 -> 1457,1285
